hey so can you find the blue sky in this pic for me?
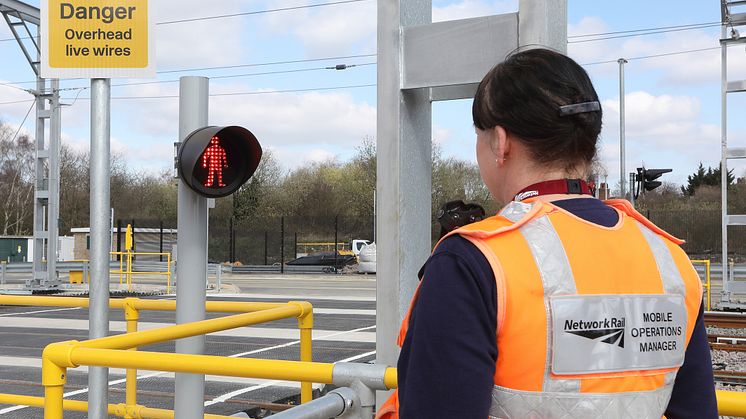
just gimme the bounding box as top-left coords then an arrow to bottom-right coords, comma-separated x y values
0,0 -> 742,187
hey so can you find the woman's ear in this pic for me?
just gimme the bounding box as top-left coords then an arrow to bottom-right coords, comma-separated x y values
494,126 -> 511,165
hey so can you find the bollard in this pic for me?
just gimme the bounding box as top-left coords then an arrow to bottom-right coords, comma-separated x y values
1,261 -> 6,287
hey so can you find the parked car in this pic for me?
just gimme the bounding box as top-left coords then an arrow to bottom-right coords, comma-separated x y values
287,251 -> 356,269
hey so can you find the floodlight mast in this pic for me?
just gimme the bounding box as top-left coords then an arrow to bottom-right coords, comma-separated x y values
0,0 -> 61,290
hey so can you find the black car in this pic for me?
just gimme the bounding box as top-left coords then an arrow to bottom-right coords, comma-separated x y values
287,251 -> 356,269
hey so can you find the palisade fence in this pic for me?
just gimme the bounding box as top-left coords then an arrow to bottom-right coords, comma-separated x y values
119,208 -> 746,266
646,208 -> 746,259
212,215 -> 375,265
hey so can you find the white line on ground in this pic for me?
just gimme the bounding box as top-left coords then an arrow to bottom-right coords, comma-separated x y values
0,324 -> 377,415
203,347 -> 379,407
0,307 -> 81,317
0,317 -> 376,342
210,293 -> 376,302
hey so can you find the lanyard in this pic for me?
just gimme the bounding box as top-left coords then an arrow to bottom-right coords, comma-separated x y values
514,179 -> 592,202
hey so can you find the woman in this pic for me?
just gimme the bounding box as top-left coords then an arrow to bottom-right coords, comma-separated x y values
379,48 -> 716,419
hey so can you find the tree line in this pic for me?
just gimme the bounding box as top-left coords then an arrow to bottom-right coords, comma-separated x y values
3,118 -> 746,257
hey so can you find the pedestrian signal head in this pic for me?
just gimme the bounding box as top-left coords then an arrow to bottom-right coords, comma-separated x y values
178,126 -> 262,198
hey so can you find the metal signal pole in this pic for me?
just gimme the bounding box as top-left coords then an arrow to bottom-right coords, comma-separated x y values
174,76 -> 209,419
88,77 -> 111,419
618,58 -> 628,199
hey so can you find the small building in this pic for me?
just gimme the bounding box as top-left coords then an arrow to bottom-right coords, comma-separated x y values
0,236 -> 31,262
71,227 -> 177,261
0,236 -> 74,262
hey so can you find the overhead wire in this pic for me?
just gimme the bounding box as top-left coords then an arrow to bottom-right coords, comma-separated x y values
581,46 -> 720,66
0,54 -> 378,86
569,24 -> 722,43
568,21 -> 721,42
157,0 -> 369,25
7,98 -> 36,142
0,0 -> 370,42
56,83 -> 377,102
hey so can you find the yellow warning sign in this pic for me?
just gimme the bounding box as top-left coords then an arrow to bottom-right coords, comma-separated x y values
41,0 -> 155,78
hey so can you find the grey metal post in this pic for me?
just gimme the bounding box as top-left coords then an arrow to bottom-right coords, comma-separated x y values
721,22 -> 730,301
618,58 -> 628,199
376,0 -> 433,380
47,78 -> 60,286
88,77 -> 111,419
375,0 -> 566,407
629,173 -> 636,208
175,76 -> 209,419
1,262 -> 5,287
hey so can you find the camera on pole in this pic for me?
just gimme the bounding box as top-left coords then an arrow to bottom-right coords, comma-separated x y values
633,167 -> 672,199
177,126 -> 262,198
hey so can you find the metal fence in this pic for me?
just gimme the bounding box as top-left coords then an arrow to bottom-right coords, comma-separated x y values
645,208 -> 744,259
127,207 -> 744,264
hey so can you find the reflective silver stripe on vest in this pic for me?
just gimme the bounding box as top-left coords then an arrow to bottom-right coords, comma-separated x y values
519,215 -> 579,392
636,224 -> 686,296
500,201 -> 533,223
488,384 -> 673,419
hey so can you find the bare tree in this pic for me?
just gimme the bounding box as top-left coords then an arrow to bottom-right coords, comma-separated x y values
0,123 -> 35,235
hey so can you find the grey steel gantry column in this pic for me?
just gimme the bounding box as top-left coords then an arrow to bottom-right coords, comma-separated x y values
175,76 -> 209,419
88,78 -> 111,419
375,0 -> 566,402
719,0 -> 746,307
0,1 -> 61,289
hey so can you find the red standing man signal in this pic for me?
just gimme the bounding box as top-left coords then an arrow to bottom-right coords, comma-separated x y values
202,136 -> 228,187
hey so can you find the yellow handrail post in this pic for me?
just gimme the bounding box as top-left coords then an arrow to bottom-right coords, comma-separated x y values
42,346 -> 69,419
166,253 -> 172,294
126,249 -> 133,291
291,301 -> 314,404
691,259 -> 712,311
119,253 -> 124,285
124,298 -> 140,410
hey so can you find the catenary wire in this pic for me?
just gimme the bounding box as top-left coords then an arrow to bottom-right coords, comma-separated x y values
7,98 -> 36,142
568,21 -> 721,39
0,54 -> 378,86
569,24 -> 722,43
0,0 -> 370,42
581,46 -> 720,66
157,0 -> 369,25
56,83 -> 377,102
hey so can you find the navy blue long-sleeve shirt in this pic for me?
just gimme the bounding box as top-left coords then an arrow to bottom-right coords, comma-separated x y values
397,198 -> 717,419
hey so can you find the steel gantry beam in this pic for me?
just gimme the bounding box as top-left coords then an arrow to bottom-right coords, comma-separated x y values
720,0 -> 746,307
375,0 -> 566,404
0,0 -> 61,290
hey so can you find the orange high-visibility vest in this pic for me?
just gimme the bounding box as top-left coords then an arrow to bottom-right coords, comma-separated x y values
377,199 -> 702,419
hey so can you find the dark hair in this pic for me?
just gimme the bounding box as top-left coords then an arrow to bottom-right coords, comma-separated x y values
472,48 -> 602,168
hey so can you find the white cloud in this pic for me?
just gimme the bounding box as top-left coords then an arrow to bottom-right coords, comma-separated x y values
109,79 -> 375,170
261,0 -> 376,57
599,91 -> 722,185
433,0 -> 517,22
266,146 -> 338,170
568,16 -> 741,86
153,0 -> 247,68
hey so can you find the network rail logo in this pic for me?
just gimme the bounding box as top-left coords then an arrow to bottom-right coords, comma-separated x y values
563,317 -> 626,348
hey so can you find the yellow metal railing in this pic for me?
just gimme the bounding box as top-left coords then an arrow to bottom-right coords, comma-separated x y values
110,251 -> 173,293
0,296 -> 314,418
691,259 -> 712,311
67,252 -> 173,292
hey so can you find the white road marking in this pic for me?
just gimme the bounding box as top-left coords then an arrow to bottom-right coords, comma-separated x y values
0,307 -> 81,317
203,347 -> 378,407
0,323 -> 376,415
211,293 -> 375,302
336,350 -> 377,363
0,318 -> 375,343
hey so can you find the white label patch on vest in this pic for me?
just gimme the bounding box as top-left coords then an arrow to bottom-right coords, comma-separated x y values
550,294 -> 687,375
